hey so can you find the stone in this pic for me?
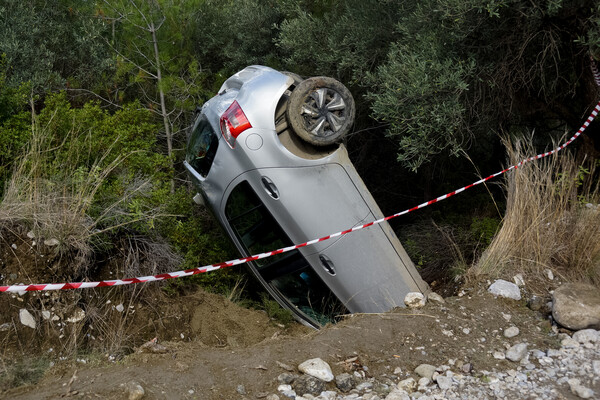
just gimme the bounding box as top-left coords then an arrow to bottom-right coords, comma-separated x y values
505,343 -> 528,362
572,329 -> 599,343
593,360 -> 600,376
66,308 -> 85,323
414,364 -> 436,380
404,292 -> 426,308
277,384 -> 296,398
116,304 -> 125,312
545,269 -> 554,280
0,323 -> 12,331
513,274 -> 525,287
123,381 -> 144,400
568,378 -> 595,399
266,395 -> 280,400
417,377 -> 430,388
384,389 -> 410,400
493,351 -> 505,360
552,283 -> 600,330
278,373 -> 297,384
488,279 -> 521,300
26,231 -> 35,239
335,373 -> 355,392
427,292 -> 445,304
397,378 -> 416,392
561,337 -> 580,349
44,238 -> 60,246
298,358 -> 334,382
503,326 -> 520,338
236,384 -> 246,395
41,311 -> 51,320
435,375 -> 452,390
19,309 -> 36,329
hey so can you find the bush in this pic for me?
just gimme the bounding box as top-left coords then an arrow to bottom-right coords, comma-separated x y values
473,136 -> 600,286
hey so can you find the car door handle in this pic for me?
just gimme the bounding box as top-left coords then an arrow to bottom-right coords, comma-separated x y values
261,176 -> 279,200
319,255 -> 336,276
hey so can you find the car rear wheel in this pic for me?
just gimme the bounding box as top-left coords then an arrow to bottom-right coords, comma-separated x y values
286,77 -> 355,146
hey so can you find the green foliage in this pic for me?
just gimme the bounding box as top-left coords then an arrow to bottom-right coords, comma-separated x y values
470,217 -> 501,247
0,0 -> 112,92
260,292 -> 294,325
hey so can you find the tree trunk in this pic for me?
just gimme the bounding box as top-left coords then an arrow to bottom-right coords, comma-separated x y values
150,21 -> 175,194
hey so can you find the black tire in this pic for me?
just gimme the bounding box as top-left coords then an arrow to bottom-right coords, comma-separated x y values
286,76 -> 355,146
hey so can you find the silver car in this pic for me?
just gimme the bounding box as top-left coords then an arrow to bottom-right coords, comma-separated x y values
184,65 -> 429,328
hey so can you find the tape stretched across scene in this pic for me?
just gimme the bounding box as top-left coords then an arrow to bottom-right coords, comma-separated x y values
1,64 -> 600,293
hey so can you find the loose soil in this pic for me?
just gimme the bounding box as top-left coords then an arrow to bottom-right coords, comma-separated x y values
0,229 -> 565,400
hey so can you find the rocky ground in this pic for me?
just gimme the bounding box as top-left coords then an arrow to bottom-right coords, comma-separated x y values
4,278 -> 600,400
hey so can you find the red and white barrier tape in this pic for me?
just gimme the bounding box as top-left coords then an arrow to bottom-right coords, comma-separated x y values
1,62 -> 599,293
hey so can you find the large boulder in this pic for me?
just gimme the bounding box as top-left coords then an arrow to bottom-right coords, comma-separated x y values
552,283 -> 600,330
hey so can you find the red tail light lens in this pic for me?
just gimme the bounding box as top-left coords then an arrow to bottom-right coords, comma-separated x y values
220,101 -> 251,148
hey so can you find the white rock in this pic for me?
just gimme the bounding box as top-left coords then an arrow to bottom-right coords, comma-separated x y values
41,311 -> 51,320
504,326 -> 520,338
427,292 -> 445,304
436,375 -> 452,390
66,308 -> 85,323
417,377 -> 430,388
568,378 -> 595,399
26,231 -> 35,239
561,337 -> 580,349
298,358 -> 334,382
11,243 -> 17,250
44,238 -> 60,246
277,384 -> 296,398
545,269 -> 554,280
384,389 -> 410,400
404,292 -> 426,308
19,309 -> 36,329
572,329 -> 599,343
592,360 -> 600,376
513,274 -> 525,287
505,343 -> 528,362
116,304 -> 125,312
493,351 -> 505,360
414,364 -> 436,380
122,381 -> 144,400
397,377 -> 416,392
393,367 -> 402,375
488,279 -> 521,300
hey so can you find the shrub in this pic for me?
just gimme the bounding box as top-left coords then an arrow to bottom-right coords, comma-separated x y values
472,136 -> 600,286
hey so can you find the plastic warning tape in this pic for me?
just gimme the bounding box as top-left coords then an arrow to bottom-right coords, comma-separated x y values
1,70 -> 599,293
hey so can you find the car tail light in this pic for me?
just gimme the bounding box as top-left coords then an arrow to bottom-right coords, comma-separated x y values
220,101 -> 251,148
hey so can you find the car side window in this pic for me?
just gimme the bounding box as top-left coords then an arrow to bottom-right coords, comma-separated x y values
225,181 -> 348,325
225,181 -> 289,268
186,114 -> 219,177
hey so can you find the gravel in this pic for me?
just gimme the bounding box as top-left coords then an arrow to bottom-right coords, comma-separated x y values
268,329 -> 599,400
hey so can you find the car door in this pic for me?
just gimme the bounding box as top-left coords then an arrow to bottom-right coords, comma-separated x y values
222,177 -> 348,328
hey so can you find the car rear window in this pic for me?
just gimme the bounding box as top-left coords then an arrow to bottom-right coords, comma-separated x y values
186,114 -> 219,177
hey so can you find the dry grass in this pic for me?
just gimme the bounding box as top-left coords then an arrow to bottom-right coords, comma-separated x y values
471,135 -> 600,287
0,109 -> 162,277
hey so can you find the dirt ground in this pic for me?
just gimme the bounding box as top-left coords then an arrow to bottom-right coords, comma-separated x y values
2,283 -> 561,400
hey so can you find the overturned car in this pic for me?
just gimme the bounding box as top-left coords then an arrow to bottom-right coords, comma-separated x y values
184,65 -> 429,328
